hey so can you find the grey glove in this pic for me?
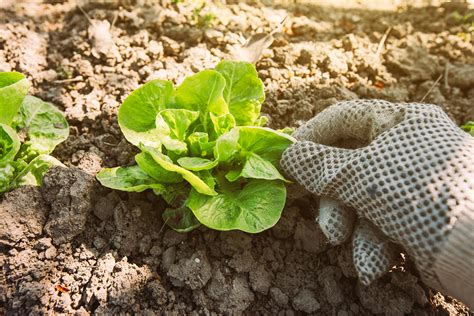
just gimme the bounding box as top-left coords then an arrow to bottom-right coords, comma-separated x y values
280,99 -> 474,308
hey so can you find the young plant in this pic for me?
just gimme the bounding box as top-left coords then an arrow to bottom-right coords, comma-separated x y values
97,61 -> 296,233
0,72 -> 69,194
461,121 -> 474,136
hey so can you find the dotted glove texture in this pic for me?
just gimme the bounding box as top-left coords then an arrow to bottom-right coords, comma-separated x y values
281,100 -> 474,308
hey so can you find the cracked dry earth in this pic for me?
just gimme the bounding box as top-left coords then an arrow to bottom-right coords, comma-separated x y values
1,0 -> 473,315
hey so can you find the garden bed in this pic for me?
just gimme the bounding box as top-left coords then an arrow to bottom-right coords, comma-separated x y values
1,0 -> 473,314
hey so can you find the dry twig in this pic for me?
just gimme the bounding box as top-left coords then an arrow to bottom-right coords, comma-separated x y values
77,4 -> 93,25
376,26 -> 392,57
53,76 -> 83,84
158,218 -> 169,236
420,73 -> 443,103
443,62 -> 450,90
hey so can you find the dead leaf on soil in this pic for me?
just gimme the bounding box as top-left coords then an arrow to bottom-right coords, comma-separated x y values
88,19 -> 117,58
78,5 -> 118,59
374,81 -> 385,89
233,17 -> 288,64
55,284 -> 70,293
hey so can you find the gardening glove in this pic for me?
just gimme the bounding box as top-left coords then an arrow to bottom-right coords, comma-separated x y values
280,99 -> 474,309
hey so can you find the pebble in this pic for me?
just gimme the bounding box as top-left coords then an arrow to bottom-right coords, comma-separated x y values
44,246 -> 58,260
162,247 -> 176,271
292,289 -> 320,313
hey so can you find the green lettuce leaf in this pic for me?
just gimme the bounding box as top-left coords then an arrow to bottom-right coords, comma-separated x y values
140,145 -> 217,196
14,96 -> 69,156
225,152 -> 287,182
135,152 -> 183,183
174,70 -> 228,131
0,72 -> 67,195
224,169 -> 241,182
214,127 -> 240,163
118,80 -> 173,147
256,116 -> 268,127
187,179 -> 286,233
13,154 -> 63,187
215,61 -> 264,126
177,157 -> 218,171
196,170 -> 216,189
160,182 -> 190,207
237,126 -> 296,164
0,123 -> 21,163
0,72 -> 29,125
158,109 -> 199,141
155,109 -> 199,153
96,165 -> 165,192
0,162 -> 16,193
210,112 -> 235,138
187,132 -> 214,157
162,205 -> 201,233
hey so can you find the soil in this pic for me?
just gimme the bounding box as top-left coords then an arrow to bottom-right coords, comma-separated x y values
1,0 -> 473,315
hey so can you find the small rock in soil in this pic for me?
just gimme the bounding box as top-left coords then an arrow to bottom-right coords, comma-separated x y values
337,243 -> 358,278
93,191 -> 120,221
77,151 -> 103,175
163,229 -> 187,247
228,250 -> 255,273
44,245 -> 58,260
249,265 -> 272,294
292,288 -> 320,313
167,250 -> 212,290
270,287 -> 289,308
226,276 -> 255,313
161,247 -> 176,271
146,279 -> 168,306
34,237 -> 53,251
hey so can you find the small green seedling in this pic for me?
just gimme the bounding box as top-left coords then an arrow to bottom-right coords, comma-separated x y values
97,61 -> 296,233
193,3 -> 216,29
0,72 -> 69,194
461,121 -> 474,136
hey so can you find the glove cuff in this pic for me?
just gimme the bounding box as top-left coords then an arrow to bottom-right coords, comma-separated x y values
433,207 -> 474,309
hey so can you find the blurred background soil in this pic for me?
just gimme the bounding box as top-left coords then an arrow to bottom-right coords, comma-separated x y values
0,0 -> 473,314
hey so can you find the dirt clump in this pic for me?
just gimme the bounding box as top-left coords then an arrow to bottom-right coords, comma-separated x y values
42,167 -> 97,245
0,186 -> 48,246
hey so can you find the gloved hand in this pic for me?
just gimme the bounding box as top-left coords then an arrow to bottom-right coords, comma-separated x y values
280,99 -> 474,308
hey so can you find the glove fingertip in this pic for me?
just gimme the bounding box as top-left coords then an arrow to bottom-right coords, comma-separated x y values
352,220 -> 398,286
318,197 -> 356,246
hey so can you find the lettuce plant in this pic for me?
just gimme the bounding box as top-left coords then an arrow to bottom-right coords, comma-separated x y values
0,72 -> 69,194
97,61 -> 296,233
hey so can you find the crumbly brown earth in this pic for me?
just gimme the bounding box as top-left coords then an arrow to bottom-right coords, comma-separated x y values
0,1 -> 472,315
